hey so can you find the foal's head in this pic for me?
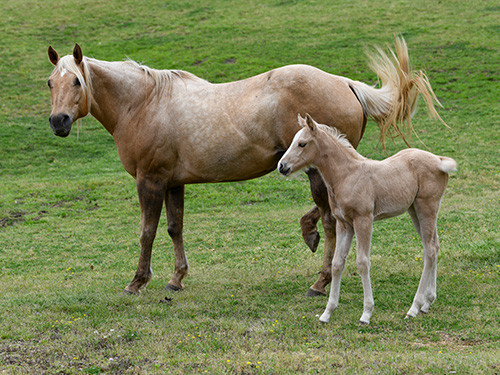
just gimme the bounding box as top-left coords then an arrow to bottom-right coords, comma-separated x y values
278,114 -> 321,176
47,44 -> 91,137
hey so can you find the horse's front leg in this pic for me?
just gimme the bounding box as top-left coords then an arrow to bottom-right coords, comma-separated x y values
353,216 -> 375,325
319,220 -> 354,323
164,185 -> 188,291
124,177 -> 165,295
305,169 -> 336,297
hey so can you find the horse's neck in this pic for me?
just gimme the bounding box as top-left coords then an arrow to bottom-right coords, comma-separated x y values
315,135 -> 360,190
87,59 -> 151,135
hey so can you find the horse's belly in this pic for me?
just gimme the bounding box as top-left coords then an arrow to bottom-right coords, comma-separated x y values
176,147 -> 281,184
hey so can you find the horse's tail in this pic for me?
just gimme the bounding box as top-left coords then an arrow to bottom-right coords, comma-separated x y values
346,35 -> 448,147
438,156 -> 457,173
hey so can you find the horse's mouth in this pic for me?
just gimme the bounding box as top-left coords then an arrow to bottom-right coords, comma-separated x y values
49,113 -> 73,137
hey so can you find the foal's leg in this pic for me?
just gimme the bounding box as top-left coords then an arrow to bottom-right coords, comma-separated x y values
165,185 -> 189,291
305,169 -> 337,297
353,216 -> 375,325
319,220 -> 354,323
406,199 -> 440,318
125,177 -> 165,295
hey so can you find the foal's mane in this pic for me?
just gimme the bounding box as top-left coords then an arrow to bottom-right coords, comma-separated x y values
317,124 -> 366,160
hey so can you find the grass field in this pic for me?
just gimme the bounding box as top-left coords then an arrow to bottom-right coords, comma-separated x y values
1,0 -> 499,373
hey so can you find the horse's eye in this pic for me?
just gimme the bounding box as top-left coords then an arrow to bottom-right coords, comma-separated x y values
74,78 -> 81,86
47,80 -> 52,88
298,142 -> 307,148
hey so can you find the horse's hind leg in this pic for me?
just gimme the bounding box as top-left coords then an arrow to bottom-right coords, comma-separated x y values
406,199 -> 440,318
300,206 -> 321,252
165,185 -> 188,291
125,177 -> 165,295
305,168 -> 336,297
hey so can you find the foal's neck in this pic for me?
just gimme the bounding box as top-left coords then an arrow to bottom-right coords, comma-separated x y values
315,133 -> 361,190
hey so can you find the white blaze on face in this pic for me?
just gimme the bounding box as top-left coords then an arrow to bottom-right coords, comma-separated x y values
60,68 -> 67,78
283,128 -> 305,159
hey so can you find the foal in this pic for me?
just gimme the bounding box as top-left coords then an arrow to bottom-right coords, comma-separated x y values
278,114 -> 456,325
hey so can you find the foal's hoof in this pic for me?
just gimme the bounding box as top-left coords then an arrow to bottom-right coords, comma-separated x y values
165,283 -> 183,292
306,288 -> 326,297
305,231 -> 320,253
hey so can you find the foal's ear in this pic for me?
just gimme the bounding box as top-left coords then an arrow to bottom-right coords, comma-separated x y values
297,114 -> 307,128
305,113 -> 317,132
73,43 -> 83,65
48,46 -> 59,66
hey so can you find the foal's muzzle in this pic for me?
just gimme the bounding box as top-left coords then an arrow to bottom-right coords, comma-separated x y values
278,161 -> 291,176
49,113 -> 73,137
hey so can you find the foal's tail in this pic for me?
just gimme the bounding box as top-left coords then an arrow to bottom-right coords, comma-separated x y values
438,157 -> 457,173
346,35 -> 448,147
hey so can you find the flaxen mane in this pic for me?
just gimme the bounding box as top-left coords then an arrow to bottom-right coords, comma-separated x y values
54,55 -> 205,107
124,60 -> 206,98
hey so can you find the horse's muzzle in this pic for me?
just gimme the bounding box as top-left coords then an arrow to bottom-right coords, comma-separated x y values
49,113 -> 73,137
278,161 -> 291,176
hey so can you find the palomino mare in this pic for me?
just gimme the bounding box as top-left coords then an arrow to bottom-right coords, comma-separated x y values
278,114 -> 456,324
47,36 -> 445,296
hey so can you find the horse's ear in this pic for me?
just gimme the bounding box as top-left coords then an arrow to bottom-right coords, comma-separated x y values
48,46 -> 59,66
297,114 -> 307,128
305,113 -> 317,132
73,43 -> 83,65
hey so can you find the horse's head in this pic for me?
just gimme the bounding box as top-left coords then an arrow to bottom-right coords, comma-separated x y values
47,44 -> 91,137
278,113 -> 319,176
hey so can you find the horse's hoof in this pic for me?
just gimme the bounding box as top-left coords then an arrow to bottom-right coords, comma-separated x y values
124,286 -> 140,295
359,320 -> 369,326
305,231 -> 320,253
306,288 -> 326,297
165,283 -> 183,292
318,313 -> 330,323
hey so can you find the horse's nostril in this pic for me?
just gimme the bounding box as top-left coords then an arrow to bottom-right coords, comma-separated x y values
49,113 -> 73,137
278,162 -> 289,175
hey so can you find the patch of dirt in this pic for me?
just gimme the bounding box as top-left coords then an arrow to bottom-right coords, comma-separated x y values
0,211 -> 26,227
1,194 -> 99,228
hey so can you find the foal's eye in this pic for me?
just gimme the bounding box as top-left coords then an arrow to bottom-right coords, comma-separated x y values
47,80 -> 52,88
74,77 -> 81,86
298,142 -> 307,148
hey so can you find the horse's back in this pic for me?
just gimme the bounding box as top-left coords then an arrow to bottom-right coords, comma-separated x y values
252,64 -> 365,146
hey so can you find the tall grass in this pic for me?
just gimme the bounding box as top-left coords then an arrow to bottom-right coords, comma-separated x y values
1,0 -> 499,373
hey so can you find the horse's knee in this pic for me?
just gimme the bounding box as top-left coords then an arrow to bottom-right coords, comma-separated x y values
331,260 -> 345,275
167,222 -> 181,239
423,246 -> 439,265
356,257 -> 370,274
140,227 -> 157,245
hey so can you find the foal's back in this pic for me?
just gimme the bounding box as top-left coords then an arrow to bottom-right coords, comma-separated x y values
356,148 -> 455,221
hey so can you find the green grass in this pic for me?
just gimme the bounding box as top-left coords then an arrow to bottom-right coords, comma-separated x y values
1,0 -> 500,373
